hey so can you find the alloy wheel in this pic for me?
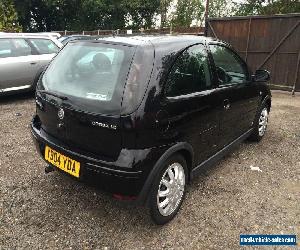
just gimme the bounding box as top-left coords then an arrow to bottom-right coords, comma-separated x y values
156,162 -> 185,217
258,107 -> 269,137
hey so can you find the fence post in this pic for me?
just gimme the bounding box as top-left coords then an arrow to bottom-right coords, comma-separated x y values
207,21 -> 218,38
245,18 -> 252,62
292,51 -> 300,96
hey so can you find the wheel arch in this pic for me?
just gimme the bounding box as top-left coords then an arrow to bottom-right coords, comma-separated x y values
31,66 -> 46,90
136,142 -> 194,206
177,148 -> 193,180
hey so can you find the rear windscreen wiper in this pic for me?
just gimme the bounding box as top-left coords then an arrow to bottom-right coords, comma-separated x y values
38,90 -> 68,100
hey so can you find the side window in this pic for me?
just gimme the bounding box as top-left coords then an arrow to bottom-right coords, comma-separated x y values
0,39 -> 13,58
165,44 -> 211,97
28,39 -> 59,54
11,39 -> 32,57
209,44 -> 248,85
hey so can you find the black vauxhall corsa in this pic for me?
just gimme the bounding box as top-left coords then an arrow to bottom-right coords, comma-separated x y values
31,35 -> 271,224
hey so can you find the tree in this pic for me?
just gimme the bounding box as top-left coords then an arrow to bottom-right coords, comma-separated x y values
125,0 -> 160,29
106,0 -> 127,29
171,0 -> 204,28
208,0 -> 234,18
0,0 -> 21,31
79,0 -> 109,30
234,0 -> 300,16
14,0 -> 86,32
160,0 -> 172,28
263,0 -> 300,14
13,0 -> 160,31
14,0 -> 52,31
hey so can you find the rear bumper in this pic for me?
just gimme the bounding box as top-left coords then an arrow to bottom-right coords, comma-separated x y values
30,118 -> 166,204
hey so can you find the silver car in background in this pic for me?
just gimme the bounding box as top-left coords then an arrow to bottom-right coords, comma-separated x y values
0,34 -> 62,95
3,32 -> 62,40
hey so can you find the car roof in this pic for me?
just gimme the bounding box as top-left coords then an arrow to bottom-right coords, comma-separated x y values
0,34 -> 63,48
69,35 -> 221,47
130,35 -> 217,45
68,35 -> 224,62
0,33 -> 55,39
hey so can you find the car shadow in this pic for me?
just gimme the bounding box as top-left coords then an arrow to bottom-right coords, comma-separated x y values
0,92 -> 35,104
40,148 -> 239,228
37,141 -> 250,228
44,171 -> 154,225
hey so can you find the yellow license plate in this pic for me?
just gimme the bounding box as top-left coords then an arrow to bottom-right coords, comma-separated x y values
45,146 -> 80,178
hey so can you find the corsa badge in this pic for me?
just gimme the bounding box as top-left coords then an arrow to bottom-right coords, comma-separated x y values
58,108 -> 64,120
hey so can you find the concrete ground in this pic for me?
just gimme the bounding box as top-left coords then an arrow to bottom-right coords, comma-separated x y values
0,91 -> 299,249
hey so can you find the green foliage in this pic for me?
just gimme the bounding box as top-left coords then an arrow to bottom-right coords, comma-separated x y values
208,0 -> 234,18
13,0 -> 160,32
234,0 -> 300,16
233,0 -> 264,15
125,0 -> 160,29
7,0 -> 300,32
0,0 -> 22,31
14,0 -> 90,32
171,0 -> 204,28
160,0 -> 172,28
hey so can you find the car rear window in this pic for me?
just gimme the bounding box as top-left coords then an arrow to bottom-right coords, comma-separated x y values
40,41 -> 135,115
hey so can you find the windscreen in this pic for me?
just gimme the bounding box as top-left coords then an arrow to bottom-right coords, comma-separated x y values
40,41 -> 135,115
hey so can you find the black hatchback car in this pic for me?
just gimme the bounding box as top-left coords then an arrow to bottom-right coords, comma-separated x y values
31,35 -> 271,224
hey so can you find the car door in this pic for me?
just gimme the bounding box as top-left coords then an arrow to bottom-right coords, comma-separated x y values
159,44 -> 222,165
0,38 -> 40,91
208,43 -> 260,147
26,38 -> 60,68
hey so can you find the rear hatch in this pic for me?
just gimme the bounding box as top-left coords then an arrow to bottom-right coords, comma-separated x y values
36,41 -> 136,160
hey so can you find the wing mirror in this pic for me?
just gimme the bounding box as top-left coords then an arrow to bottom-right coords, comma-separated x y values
253,69 -> 270,82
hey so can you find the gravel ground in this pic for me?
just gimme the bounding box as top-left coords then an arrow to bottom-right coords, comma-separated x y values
0,91 -> 299,249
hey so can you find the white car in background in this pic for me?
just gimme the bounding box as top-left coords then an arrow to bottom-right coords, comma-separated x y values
37,32 -> 61,40
0,34 -> 62,95
2,32 -> 62,40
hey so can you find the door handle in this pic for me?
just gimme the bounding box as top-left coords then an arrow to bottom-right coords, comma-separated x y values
223,99 -> 231,110
30,62 -> 37,65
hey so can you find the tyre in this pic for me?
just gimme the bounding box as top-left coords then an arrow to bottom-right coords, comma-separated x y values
248,104 -> 269,142
149,154 -> 188,225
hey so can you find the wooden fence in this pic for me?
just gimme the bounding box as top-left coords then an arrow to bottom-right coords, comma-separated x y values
205,14 -> 300,93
